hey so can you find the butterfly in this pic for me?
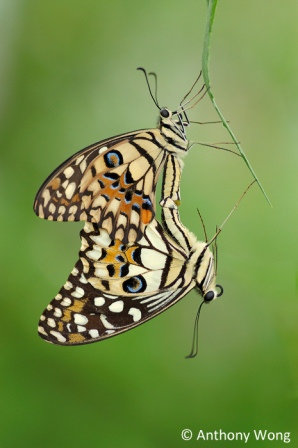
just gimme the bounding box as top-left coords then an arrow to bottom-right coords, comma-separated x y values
37,196 -> 223,345
33,69 -> 207,244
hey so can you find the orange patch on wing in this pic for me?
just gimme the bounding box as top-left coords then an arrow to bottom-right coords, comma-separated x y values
115,239 -> 125,249
125,246 -> 139,264
71,193 -> 81,203
110,154 -> 119,165
101,251 -> 119,264
69,299 -> 85,313
141,208 -> 153,224
118,200 -> 132,217
49,178 -> 61,190
60,197 -> 71,206
68,333 -> 86,344
91,181 -> 124,208
62,309 -> 72,322
101,240 -> 127,264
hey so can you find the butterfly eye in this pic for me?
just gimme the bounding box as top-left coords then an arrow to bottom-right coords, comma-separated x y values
204,291 -> 215,302
160,108 -> 171,118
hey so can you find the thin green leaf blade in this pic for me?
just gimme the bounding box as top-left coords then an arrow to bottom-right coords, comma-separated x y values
202,0 -> 271,206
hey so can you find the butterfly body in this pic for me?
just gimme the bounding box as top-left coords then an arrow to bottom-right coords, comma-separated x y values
34,109 -> 189,243
38,196 -> 220,346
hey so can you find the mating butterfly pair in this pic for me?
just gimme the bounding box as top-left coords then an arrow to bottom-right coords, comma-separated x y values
34,73 -> 223,347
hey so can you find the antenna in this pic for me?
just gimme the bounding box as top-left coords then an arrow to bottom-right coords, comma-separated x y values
148,71 -> 159,106
208,180 -> 256,247
185,301 -> 205,358
137,67 -> 160,110
196,208 -> 208,242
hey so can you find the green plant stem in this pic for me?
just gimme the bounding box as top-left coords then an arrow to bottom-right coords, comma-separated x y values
202,0 -> 271,205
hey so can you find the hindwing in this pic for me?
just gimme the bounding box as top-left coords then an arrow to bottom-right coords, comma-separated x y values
38,221 -> 195,345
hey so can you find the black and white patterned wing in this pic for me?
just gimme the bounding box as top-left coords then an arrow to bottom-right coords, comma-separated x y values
38,221 -> 195,345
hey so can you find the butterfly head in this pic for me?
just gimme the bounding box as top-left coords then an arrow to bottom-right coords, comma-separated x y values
137,68 -> 189,153
194,242 -> 223,302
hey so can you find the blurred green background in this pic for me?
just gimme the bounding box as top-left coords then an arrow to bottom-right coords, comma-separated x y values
1,1 -> 297,447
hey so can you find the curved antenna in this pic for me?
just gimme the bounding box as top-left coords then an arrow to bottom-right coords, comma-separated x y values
148,71 -> 159,107
185,301 -> 205,358
208,180 -> 256,247
196,208 -> 208,242
212,225 -> 219,275
137,67 -> 160,110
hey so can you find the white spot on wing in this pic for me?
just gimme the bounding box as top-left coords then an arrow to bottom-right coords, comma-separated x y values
64,281 -> 73,290
64,167 -> 74,178
71,287 -> 84,298
76,155 -> 84,165
49,203 -> 56,214
47,318 -> 56,328
100,314 -> 115,329
108,300 -> 124,313
58,205 -> 66,214
65,182 -> 76,200
128,307 -> 142,322
103,293 -> 119,300
94,297 -> 105,307
42,189 -> 51,207
74,314 -> 88,325
79,159 -> 87,173
61,298 -> 72,307
38,326 -> 48,336
50,331 -> 67,343
79,274 -> 88,284
69,205 -> 78,215
54,308 -> 62,318
98,145 -> 108,155
89,329 -> 99,338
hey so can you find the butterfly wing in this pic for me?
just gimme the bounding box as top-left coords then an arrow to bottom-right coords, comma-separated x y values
38,221 -> 195,345
34,129 -> 168,242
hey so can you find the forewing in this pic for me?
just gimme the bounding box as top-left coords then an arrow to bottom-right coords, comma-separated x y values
38,221 -> 194,345
34,130 -> 167,242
